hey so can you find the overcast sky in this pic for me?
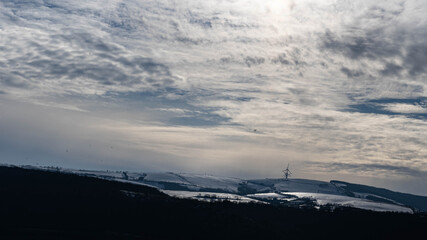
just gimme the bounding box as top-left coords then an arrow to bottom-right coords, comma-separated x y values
1,0 -> 427,195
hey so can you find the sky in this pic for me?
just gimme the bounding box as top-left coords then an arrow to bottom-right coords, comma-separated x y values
1,0 -> 427,195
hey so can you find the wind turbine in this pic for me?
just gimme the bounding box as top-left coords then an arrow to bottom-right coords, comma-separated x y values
282,163 -> 292,180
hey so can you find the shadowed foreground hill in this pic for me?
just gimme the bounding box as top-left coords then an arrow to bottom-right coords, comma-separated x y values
0,166 -> 426,240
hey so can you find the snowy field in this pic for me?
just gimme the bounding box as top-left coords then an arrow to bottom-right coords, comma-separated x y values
285,192 -> 413,213
162,190 -> 412,213
249,178 -> 343,195
143,172 -> 242,192
162,190 -> 261,203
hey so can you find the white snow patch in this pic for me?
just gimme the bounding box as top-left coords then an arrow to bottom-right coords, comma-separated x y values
162,190 -> 261,204
143,172 -> 243,192
247,193 -> 298,201
143,172 -> 190,184
179,173 -> 242,192
285,192 -> 413,213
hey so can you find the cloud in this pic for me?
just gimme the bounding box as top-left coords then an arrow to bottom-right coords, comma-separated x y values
380,62 -> 404,77
244,56 -> 265,67
405,43 -> 427,76
347,97 -> 427,119
0,72 -> 29,88
321,31 -> 400,60
383,103 -> 427,114
0,29 -> 179,93
107,89 -> 232,127
320,1 -> 427,80
307,161 -> 426,178
340,67 -> 364,78
0,0 -> 184,98
1,0 -> 427,195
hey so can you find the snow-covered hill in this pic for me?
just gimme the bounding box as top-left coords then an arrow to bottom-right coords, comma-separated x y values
18,165 -> 425,213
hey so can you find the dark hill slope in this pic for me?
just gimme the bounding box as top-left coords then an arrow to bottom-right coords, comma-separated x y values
1,166 -> 426,240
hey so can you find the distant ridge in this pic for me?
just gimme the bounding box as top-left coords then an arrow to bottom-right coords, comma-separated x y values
331,180 -> 427,212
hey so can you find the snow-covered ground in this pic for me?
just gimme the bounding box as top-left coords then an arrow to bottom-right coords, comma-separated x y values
143,172 -> 188,184
138,174 -> 418,213
141,174 -> 344,195
163,190 -> 261,203
351,192 -> 402,205
285,192 -> 413,213
249,178 -> 343,195
143,172 -> 242,192
161,190 -> 412,213
246,192 -> 298,202
179,173 -> 242,192
11,165 -> 421,213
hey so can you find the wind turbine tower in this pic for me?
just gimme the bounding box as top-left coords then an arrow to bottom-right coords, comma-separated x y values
282,163 -> 292,180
